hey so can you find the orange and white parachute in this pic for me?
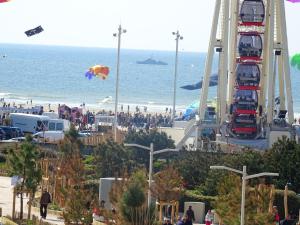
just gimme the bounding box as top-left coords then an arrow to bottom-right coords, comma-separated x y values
85,65 -> 110,80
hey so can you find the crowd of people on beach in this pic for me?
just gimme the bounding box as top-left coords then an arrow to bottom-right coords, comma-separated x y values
0,98 -> 176,131
116,111 -> 173,130
80,104 -> 176,131
57,103 -> 175,131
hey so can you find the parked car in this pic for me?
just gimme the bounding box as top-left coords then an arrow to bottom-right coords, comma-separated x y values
0,126 -> 14,139
11,127 -> 24,137
7,137 -> 38,143
0,128 -> 6,140
10,137 -> 27,142
32,131 -> 65,143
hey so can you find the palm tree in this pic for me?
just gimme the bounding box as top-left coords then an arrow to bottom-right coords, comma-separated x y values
8,136 -> 42,220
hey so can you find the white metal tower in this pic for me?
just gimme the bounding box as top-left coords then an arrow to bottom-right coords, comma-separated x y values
177,0 -> 294,150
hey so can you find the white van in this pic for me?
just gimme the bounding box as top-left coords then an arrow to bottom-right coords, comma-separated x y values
10,113 -> 49,133
48,119 -> 70,132
10,113 -> 70,133
33,131 -> 65,143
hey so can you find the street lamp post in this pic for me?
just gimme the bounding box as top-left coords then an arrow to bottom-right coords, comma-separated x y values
113,25 -> 126,142
210,165 -> 279,225
124,143 -> 179,207
172,31 -> 183,123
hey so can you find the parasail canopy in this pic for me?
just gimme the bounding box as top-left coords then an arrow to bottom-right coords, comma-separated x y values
85,65 -> 110,80
291,54 -> 300,70
180,74 -> 218,90
0,0 -> 10,3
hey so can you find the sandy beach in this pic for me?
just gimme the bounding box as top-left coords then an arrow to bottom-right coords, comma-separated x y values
0,98 -> 186,116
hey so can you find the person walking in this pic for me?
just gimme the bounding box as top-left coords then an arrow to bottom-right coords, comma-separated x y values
185,205 -> 195,225
40,189 -> 51,219
205,209 -> 214,225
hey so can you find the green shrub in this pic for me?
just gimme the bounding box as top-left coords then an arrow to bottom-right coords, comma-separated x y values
48,202 -> 62,211
0,154 -> 6,163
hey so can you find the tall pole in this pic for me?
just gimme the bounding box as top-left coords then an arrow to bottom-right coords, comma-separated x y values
148,143 -> 154,207
172,31 -> 183,123
284,185 -> 288,219
124,143 -> 179,207
241,166 -> 247,225
113,25 -> 126,141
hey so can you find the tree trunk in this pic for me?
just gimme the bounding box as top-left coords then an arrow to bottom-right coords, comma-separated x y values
28,192 -> 33,220
20,192 -> 23,220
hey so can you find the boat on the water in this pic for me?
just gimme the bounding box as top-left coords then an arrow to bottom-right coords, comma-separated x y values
98,96 -> 113,104
136,58 -> 168,65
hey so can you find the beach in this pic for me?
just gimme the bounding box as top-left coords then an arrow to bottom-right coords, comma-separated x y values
0,97 -> 185,115
0,95 -> 187,119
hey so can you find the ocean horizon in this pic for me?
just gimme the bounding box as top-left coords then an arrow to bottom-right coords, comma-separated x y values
1,43 -> 300,115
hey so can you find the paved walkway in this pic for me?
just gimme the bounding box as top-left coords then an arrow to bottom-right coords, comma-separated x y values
0,176 -> 64,225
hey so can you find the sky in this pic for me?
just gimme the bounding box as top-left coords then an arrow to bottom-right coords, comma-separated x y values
0,0 -> 300,52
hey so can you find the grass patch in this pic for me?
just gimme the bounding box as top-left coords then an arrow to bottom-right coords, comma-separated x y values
48,202 -> 62,211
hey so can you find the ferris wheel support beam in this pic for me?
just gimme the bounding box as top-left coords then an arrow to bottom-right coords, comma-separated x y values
219,0 -> 230,124
198,0 -> 222,121
278,0 -> 294,124
278,56 -> 286,111
259,0 -> 270,113
266,0 -> 275,124
227,0 -> 239,106
275,0 -> 286,112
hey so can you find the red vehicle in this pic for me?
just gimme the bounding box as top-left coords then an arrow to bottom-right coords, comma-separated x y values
231,114 -> 257,137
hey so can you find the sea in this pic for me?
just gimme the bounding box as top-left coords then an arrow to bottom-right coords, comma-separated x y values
0,43 -> 300,115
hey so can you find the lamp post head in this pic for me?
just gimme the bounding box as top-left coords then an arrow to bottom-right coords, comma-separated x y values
210,165 -> 224,170
172,31 -> 183,40
114,25 -> 127,36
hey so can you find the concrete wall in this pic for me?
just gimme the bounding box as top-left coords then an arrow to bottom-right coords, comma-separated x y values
99,178 -> 122,210
184,202 -> 205,224
269,131 -> 291,148
158,127 -> 185,145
